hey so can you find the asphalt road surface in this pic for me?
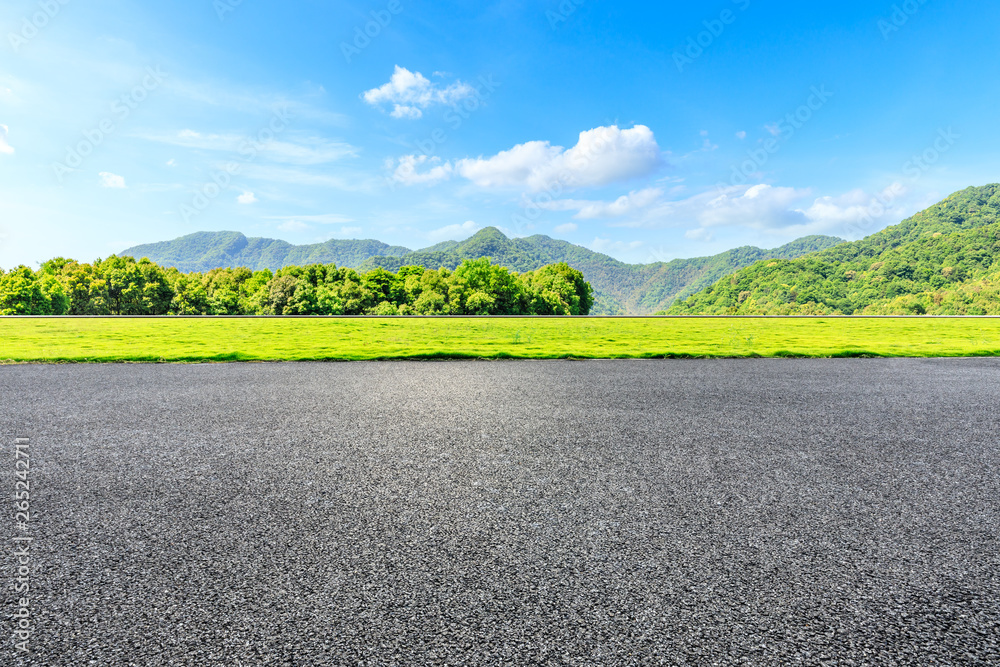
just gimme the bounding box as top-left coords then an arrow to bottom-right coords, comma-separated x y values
2,359 -> 999,665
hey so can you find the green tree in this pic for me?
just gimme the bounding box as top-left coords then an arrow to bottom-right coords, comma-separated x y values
448,258 -> 525,315
522,263 -> 594,315
0,267 -> 56,315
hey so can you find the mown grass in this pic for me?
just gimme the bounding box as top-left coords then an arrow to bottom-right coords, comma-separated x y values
1,317 -> 999,363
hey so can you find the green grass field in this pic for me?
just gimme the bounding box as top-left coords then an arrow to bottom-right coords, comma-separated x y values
2,317 -> 1000,363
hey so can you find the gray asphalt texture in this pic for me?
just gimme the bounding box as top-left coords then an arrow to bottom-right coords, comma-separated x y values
2,359 -> 999,666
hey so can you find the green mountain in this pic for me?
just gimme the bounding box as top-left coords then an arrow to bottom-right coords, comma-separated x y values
122,228 -> 844,315
668,184 -> 1000,315
356,228 -> 844,314
121,231 -> 411,273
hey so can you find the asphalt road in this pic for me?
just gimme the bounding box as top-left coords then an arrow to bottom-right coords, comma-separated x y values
2,359 -> 999,665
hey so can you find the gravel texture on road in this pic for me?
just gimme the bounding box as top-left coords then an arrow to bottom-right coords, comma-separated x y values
2,359 -> 999,665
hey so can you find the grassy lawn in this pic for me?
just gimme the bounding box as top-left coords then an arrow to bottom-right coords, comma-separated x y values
1,317 -> 1000,363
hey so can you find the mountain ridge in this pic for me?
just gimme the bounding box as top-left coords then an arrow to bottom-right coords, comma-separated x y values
667,184 -> 1000,315
122,228 -> 845,315
122,232 -> 411,274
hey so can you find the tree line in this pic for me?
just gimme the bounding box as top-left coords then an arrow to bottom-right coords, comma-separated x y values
0,256 -> 594,316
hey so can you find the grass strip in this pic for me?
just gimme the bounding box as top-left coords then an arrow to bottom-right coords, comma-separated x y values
2,317 -> 1000,363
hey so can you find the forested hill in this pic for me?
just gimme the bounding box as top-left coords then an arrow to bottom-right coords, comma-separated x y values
122,231 -> 411,273
123,227 -> 844,315
668,184 -> 1000,315
355,229 -> 843,314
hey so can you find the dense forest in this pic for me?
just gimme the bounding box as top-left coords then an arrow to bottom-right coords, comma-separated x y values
123,227 -> 844,314
667,185 -> 1000,315
0,256 -> 594,316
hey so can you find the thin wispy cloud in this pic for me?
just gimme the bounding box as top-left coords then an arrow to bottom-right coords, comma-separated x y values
137,130 -> 358,165
264,214 -> 355,225
538,188 -> 664,219
427,220 -> 481,242
278,220 -> 309,232
99,172 -> 126,189
0,125 -> 14,155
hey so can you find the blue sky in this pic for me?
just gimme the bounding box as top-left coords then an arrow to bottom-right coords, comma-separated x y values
1,0 -> 997,268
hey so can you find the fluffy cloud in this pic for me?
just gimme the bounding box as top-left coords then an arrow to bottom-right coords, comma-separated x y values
798,184 -> 913,231
427,220 -> 481,243
362,66 -> 474,119
390,125 -> 663,192
388,155 -> 454,186
99,172 -> 126,189
699,184 -> 809,229
237,191 -> 257,204
538,187 -> 663,219
457,125 -> 662,191
0,125 -> 13,155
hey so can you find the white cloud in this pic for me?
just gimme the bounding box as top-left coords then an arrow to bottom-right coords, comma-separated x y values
553,223 -> 578,234
387,125 -> 663,192
794,183 -> 925,238
735,131 -> 747,140
99,172 -> 126,189
538,187 -> 663,220
0,125 -> 13,155
362,66 -> 475,119
237,191 -> 257,204
166,158 -> 176,166
455,125 -> 663,192
700,183 -> 808,229
427,220 -> 481,243
334,226 -> 363,237
388,155 -> 454,186
278,220 -> 309,232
